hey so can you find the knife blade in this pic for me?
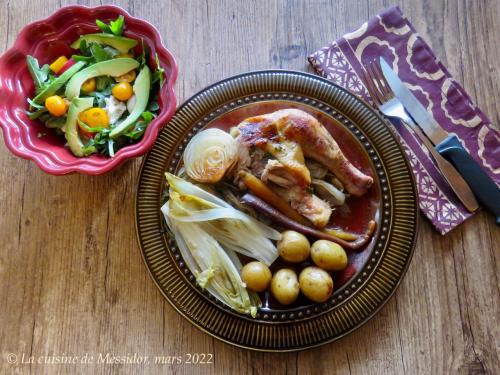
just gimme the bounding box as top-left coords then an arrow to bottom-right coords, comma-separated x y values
380,58 -> 448,145
380,57 -> 500,224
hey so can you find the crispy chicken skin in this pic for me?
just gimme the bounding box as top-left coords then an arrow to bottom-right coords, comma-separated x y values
232,108 -> 373,227
235,109 -> 373,197
232,116 -> 311,188
273,185 -> 332,227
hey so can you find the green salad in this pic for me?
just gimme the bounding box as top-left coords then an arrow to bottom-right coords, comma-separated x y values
26,15 -> 165,157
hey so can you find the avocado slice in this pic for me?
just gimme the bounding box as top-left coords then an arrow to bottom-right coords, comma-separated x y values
64,97 -> 94,157
32,61 -> 86,104
109,65 -> 151,138
71,34 -> 138,53
65,58 -> 139,100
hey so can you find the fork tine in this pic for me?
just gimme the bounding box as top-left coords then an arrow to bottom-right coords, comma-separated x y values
361,69 -> 375,103
371,60 -> 394,101
367,62 -> 389,103
362,65 -> 383,106
368,63 -> 387,104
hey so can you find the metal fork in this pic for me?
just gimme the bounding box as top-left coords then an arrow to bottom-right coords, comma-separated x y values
362,60 -> 479,213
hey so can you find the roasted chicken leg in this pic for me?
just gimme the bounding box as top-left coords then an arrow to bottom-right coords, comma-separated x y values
234,109 -> 373,196
232,108 -> 373,227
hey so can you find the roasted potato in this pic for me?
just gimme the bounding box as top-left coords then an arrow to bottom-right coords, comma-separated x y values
299,266 -> 333,303
241,261 -> 272,292
277,231 -> 310,263
270,268 -> 300,305
310,240 -> 348,271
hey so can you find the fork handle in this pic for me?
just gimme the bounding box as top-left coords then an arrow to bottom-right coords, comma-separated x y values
436,134 -> 500,225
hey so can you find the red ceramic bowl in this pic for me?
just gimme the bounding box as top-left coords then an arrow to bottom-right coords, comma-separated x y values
0,5 -> 178,175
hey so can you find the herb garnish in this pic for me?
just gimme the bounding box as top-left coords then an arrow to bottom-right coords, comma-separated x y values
96,15 -> 125,36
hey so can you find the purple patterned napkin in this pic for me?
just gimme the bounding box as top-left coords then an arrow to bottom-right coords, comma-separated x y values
308,6 -> 500,234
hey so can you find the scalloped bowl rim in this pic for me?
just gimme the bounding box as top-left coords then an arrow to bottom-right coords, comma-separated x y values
0,5 -> 178,175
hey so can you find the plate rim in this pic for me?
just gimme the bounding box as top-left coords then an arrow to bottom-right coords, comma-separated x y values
135,69 -> 420,352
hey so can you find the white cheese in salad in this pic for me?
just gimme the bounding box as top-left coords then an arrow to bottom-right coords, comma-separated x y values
104,96 -> 127,125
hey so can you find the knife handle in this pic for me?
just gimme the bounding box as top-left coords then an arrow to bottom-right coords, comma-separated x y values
436,134 -> 500,225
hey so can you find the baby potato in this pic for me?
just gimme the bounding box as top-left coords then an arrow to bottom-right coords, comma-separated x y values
310,240 -> 348,271
241,261 -> 272,292
270,268 -> 300,305
277,231 -> 310,263
299,266 -> 333,303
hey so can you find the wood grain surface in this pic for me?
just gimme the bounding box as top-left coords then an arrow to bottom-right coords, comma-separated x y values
0,0 -> 498,374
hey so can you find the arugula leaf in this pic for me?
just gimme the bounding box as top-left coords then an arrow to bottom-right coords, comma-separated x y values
138,39 -> 147,68
26,55 -> 50,90
72,40 -> 93,62
147,100 -> 159,112
40,74 -> 59,95
96,76 -> 114,92
73,43 -> 117,65
82,143 -> 96,156
124,111 -> 155,140
95,15 -> 125,36
77,120 -> 108,133
71,55 -> 93,63
109,16 -> 125,36
25,107 -> 48,120
90,43 -> 112,63
82,127 -> 113,156
26,97 -> 48,119
124,128 -> 145,140
45,116 -> 66,129
27,97 -> 45,110
90,92 -> 108,108
96,19 -> 111,34
141,111 -> 154,122
151,53 -> 165,87
79,40 -> 91,56
38,113 -> 53,122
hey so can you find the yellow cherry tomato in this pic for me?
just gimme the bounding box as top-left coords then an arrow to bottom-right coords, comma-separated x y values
45,95 -> 67,117
115,70 -> 136,83
49,56 -> 68,74
81,78 -> 96,93
78,111 -> 88,124
79,108 -> 109,128
112,82 -> 133,101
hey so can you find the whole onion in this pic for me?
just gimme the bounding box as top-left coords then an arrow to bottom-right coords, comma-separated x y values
183,128 -> 239,183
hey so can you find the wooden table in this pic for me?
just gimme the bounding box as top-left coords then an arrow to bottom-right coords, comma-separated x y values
1,0 -> 498,374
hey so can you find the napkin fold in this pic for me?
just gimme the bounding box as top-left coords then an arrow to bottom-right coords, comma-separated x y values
308,6 -> 500,234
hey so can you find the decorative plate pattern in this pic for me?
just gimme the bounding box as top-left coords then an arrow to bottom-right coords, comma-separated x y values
135,70 -> 418,351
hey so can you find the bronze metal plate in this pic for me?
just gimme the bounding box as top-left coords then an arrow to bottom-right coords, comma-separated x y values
135,70 -> 418,351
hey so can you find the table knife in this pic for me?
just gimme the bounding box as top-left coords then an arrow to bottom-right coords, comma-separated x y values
380,57 -> 500,224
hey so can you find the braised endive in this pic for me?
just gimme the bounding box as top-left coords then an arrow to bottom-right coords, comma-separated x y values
161,173 -> 280,317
